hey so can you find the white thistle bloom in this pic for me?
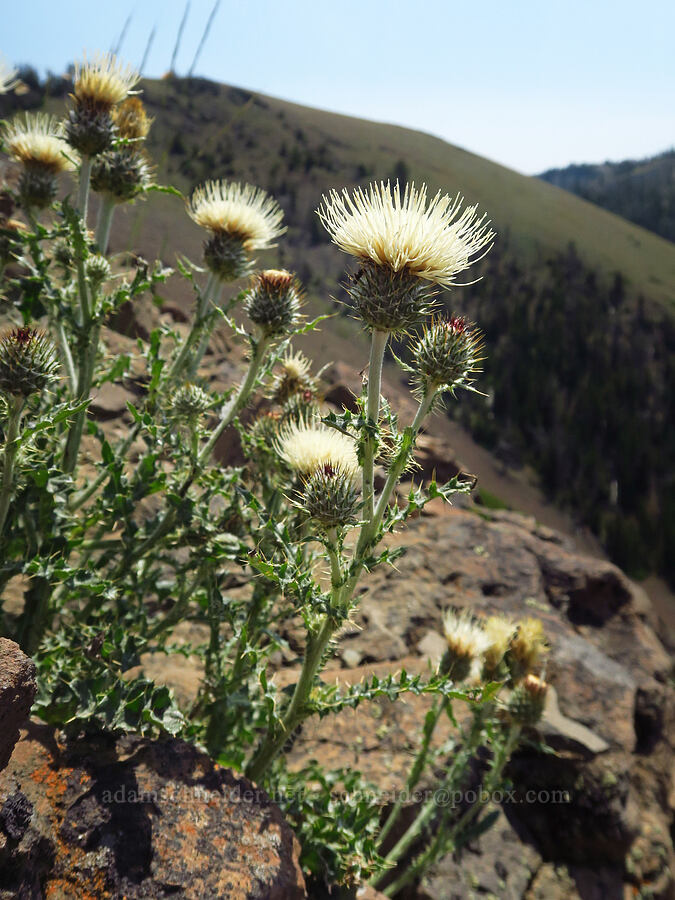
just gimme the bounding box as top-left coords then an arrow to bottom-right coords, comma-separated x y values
2,113 -> 75,173
442,609 -> 491,681
73,52 -> 139,109
187,180 -> 286,249
279,351 -> 312,383
318,181 -> 494,287
276,421 -> 359,483
0,55 -> 18,94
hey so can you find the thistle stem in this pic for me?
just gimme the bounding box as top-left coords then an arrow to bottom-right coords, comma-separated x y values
78,156 -> 92,226
95,194 -> 115,255
362,329 -> 388,529
0,395 -> 24,537
165,272 -> 218,385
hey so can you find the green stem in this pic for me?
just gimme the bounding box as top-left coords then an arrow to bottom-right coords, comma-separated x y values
246,614 -> 335,784
165,272 -> 218,385
0,396 -> 24,537
55,320 -> 77,394
95,194 -> 115,255
186,281 -> 225,380
377,694 -> 445,849
78,156 -> 92,225
362,329 -> 388,526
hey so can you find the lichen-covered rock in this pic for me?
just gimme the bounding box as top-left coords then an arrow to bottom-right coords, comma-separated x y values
0,723 -> 306,899
0,638 -> 36,772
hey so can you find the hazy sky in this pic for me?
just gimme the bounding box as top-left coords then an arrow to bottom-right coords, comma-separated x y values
4,0 -> 674,174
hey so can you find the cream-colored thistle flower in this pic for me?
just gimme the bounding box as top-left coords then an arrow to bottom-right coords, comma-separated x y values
442,609 -> 491,681
510,617 -> 548,677
276,420 -> 359,483
2,113 -> 75,173
317,181 -> 494,287
73,53 -> 139,109
483,615 -> 517,673
0,55 -> 18,94
187,180 -> 286,249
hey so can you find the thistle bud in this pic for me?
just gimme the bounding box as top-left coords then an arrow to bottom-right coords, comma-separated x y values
411,316 -> 483,395
65,105 -> 117,157
169,384 -> 212,424
52,238 -> 73,271
0,327 -> 59,397
86,254 -> 111,289
300,464 -> 360,528
347,261 -> 436,333
17,169 -> 57,210
507,674 -> 548,725
440,609 -> 490,682
244,270 -> 302,337
90,149 -> 153,203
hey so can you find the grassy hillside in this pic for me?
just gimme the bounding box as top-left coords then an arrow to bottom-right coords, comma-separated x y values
3,74 -> 675,584
540,151 -> 675,245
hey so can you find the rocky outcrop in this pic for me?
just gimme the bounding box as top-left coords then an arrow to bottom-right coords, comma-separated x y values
0,638 -> 36,772
0,724 -> 306,899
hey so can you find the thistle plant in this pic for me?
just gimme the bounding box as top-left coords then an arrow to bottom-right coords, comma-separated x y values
0,58 -> 551,895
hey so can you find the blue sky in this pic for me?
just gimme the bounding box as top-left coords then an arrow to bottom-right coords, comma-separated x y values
4,0 -> 674,174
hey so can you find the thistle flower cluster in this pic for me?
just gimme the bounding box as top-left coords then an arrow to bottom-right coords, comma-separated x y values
66,53 -> 139,157
411,315 -> 484,397
318,181 -> 493,334
2,113 -> 74,209
244,269 -> 303,337
0,327 -> 59,397
188,181 -> 286,281
441,609 -> 549,723
90,98 -> 154,203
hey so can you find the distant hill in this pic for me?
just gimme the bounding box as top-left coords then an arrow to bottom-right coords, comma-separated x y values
540,151 -> 675,244
3,74 -> 675,585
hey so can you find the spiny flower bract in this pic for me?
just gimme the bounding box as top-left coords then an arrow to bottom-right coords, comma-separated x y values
412,316 -> 484,395
187,180 -> 286,249
317,181 -> 494,288
276,420 -> 359,483
245,269 -> 303,337
0,327 -> 60,397
73,53 -> 139,109
2,113 -> 74,173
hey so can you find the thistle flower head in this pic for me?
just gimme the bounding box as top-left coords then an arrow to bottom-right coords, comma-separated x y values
2,113 -> 74,174
113,97 -> 152,140
187,180 -> 285,249
483,615 -> 517,676
0,56 -> 18,94
299,463 -> 361,528
276,420 -> 359,483
509,617 -> 548,681
245,269 -> 303,337
270,350 -> 317,405
73,53 -> 139,110
169,384 -> 213,423
318,181 -> 494,288
411,316 -> 484,395
90,148 -> 154,203
507,674 -> 548,726
441,609 -> 491,682
85,254 -> 111,288
0,327 -> 59,397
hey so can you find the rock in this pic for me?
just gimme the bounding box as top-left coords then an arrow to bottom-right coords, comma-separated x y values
0,639 -> 36,772
0,723 -> 306,899
89,382 -> 135,420
539,686 -> 610,757
341,647 -> 364,669
413,432 -> 464,483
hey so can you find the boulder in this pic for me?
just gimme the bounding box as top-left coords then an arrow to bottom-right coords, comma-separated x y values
0,724 -> 306,899
0,638 -> 36,772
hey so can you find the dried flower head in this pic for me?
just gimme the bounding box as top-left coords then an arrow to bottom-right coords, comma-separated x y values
507,674 -> 548,725
0,56 -> 18,94
0,327 -> 59,397
318,181 -> 494,288
299,463 -> 361,528
410,315 -> 485,400
276,420 -> 359,483
441,609 -> 491,682
187,180 -> 285,249
73,53 -> 139,110
2,113 -> 74,174
245,269 -> 303,337
113,97 -> 152,140
509,617 -> 548,680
